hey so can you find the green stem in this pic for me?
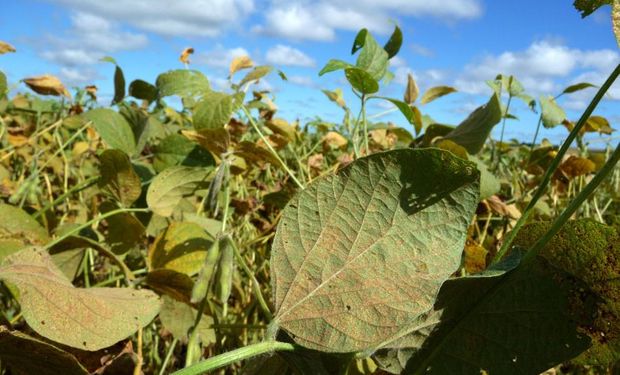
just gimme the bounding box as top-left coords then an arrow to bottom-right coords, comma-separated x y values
361,94 -> 369,155
172,341 -> 297,375
528,115 -> 544,156
493,62 -> 620,263
241,106 -> 304,189
33,176 -> 100,219
495,93 -> 512,170
229,239 -> 273,321
158,338 -> 178,375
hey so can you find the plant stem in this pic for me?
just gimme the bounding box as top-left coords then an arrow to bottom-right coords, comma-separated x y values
494,93 -> 512,170
33,176 -> 100,219
361,94 -> 369,155
241,105 -> 304,189
493,62 -> 620,263
158,338 -> 178,375
172,341 -> 297,375
528,115 -> 544,156
228,238 -> 273,321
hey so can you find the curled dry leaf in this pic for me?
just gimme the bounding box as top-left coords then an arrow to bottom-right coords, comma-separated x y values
0,41 -> 16,54
486,195 -> 521,219
85,85 -> 97,100
179,47 -> 194,65
23,75 -> 71,98
558,155 -> 596,178
229,55 -> 254,77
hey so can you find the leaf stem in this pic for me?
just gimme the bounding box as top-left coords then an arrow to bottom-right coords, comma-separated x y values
172,341 -> 297,375
493,62 -> 620,263
33,176 -> 100,219
241,105 -> 304,189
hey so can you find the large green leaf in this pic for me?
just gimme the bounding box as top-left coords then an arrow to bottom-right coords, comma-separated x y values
148,221 -> 213,276
0,327 -> 88,375
193,91 -> 234,130
355,31 -> 389,81
146,166 -> 212,217
271,148 -> 480,352
83,109 -> 136,155
540,95 -> 567,128
378,220 -> 619,374
344,68 -> 379,94
153,134 -> 215,173
0,247 -> 161,350
156,69 -> 210,99
443,93 -> 502,154
128,79 -> 158,102
98,149 -> 141,207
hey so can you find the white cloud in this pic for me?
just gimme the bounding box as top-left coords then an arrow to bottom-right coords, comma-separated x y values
46,0 -> 255,37
254,0 -> 482,41
265,45 -> 315,67
196,46 -> 250,69
288,75 -> 318,88
454,40 -> 620,99
58,67 -> 101,84
41,12 -> 147,68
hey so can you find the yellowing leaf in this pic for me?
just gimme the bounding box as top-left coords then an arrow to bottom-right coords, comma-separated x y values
146,166 -> 212,217
463,242 -> 488,274
403,73 -> 419,104
420,85 -> 457,105
148,221 -> 213,276
613,0 -> 620,47
559,155 -> 596,178
229,55 -> 254,77
0,247 -> 161,350
179,47 -> 194,65
267,118 -> 296,142
322,131 -> 348,150
160,295 -> 215,345
0,41 -> 16,55
85,85 -> 97,100
182,128 -> 230,157
23,75 -> 70,98
585,115 -> 613,134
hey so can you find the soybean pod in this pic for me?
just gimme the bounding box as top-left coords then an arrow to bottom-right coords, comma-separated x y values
191,236 -> 221,304
217,234 -> 234,317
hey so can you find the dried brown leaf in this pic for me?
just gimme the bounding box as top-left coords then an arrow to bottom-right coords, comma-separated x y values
23,75 -> 71,98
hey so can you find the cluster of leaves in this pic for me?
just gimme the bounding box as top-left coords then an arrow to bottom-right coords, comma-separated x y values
0,7 -> 619,374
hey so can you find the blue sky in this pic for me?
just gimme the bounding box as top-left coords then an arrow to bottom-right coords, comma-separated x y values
1,0 -> 619,143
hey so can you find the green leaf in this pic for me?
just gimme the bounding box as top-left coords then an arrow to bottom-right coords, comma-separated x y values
573,0 -> 611,17
561,82 -> 597,95
356,31 -> 389,81
383,25 -> 403,59
443,93 -> 502,154
145,269 -> 195,304
148,221 -> 213,276
351,28 -> 368,55
146,166 -> 212,217
344,67 -> 379,94
540,95 -> 567,128
0,327 -> 88,375
128,79 -> 158,102
100,56 -> 117,65
0,247 -> 161,351
112,64 -> 125,105
420,86 -> 457,105
100,201 -> 145,255
159,295 -> 215,344
156,69 -> 210,99
318,59 -> 352,76
0,71 -> 7,97
0,203 -> 50,262
271,148 -> 480,352
98,149 -> 142,207
374,97 -> 414,124
193,91 -> 234,130
470,156 -> 500,200
153,134 -> 215,173
239,66 -> 273,87
83,108 -> 136,155
512,220 -> 620,366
